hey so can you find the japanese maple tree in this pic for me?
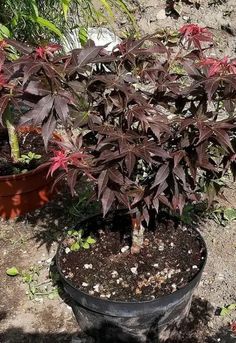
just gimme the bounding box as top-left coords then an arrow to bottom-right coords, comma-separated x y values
46,24 -> 236,253
1,25 -> 236,253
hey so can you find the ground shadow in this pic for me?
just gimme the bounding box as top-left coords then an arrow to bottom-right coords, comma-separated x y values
1,296 -> 234,342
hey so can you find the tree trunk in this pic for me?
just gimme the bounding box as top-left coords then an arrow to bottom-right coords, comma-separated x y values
130,213 -> 145,254
5,108 -> 20,162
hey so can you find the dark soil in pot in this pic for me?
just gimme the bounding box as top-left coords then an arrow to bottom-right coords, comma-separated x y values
0,128 -> 55,176
58,212 -> 206,302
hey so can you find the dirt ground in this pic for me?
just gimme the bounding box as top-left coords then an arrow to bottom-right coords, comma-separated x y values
1,1 -> 236,342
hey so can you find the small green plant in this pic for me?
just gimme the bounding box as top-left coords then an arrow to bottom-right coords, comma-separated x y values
6,265 -> 60,301
220,303 -> 236,317
208,206 -> 236,226
18,151 -> 42,164
67,229 -> 96,251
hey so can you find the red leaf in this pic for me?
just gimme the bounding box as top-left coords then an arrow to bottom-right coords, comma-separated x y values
151,164 -> 170,189
214,129 -> 234,151
76,46 -> 105,67
41,113 -> 56,148
54,95 -> 70,123
0,95 -> 10,125
20,95 -> 54,126
173,150 -> 185,168
197,124 -> 212,145
101,188 -> 115,216
97,170 -> 108,198
125,151 -> 136,176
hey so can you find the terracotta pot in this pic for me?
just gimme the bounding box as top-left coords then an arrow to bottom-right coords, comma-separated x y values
0,127 -> 60,219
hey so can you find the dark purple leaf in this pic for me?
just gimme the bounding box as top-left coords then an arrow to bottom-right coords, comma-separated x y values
101,188 -> 115,216
151,164 -> 170,189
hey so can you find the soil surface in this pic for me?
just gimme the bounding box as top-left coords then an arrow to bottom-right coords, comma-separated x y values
59,214 -> 206,301
0,129 -> 55,176
1,1 -> 236,341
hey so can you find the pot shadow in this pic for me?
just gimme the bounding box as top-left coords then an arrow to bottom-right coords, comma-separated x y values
43,292 -> 218,343
76,297 -> 213,342
0,315 -> 235,343
0,311 -> 7,322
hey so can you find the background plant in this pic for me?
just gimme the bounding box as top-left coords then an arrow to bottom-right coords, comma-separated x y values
0,0 -> 137,46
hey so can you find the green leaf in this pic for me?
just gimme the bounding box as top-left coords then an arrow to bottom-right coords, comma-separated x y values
86,236 -> 96,244
224,208 -> 236,221
100,0 -> 115,19
34,17 -> 63,37
6,267 -> 19,276
30,0 -> 39,18
70,242 -> 80,251
0,24 -> 11,38
30,285 -> 36,295
220,307 -> 230,316
61,0 -> 71,20
228,304 -> 236,311
82,242 -> 90,249
48,288 -> 59,299
22,273 -> 32,283
79,27 -> 88,46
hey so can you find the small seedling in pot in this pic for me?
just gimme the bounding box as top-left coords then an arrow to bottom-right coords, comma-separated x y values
18,151 -> 42,164
67,229 -> 96,251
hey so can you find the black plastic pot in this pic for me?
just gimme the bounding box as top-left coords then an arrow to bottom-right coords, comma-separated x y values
56,215 -> 207,342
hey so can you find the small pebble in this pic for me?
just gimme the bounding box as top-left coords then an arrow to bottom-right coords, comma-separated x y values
188,250 -> 192,254
131,267 -> 138,275
170,242 -> 174,247
171,283 -> 177,291
158,244 -> 165,251
65,247 -> 70,254
89,290 -> 94,295
93,284 -> 100,292
82,282 -> 89,287
121,245 -> 129,253
84,264 -> 93,269
116,278 -> 123,284
192,265 -> 198,269
153,263 -> 159,268
111,270 -> 118,278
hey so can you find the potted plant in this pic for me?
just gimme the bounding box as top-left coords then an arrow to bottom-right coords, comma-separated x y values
0,39 -> 74,219
49,25 -> 236,340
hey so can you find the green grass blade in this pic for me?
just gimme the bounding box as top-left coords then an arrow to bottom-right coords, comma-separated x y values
35,16 -> 63,37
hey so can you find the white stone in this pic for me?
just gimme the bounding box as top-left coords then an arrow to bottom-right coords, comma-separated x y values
82,282 -> 89,287
93,284 -> 100,292
121,245 -> 129,253
111,270 -> 118,278
84,264 -> 93,269
156,9 -> 166,20
131,267 -> 138,275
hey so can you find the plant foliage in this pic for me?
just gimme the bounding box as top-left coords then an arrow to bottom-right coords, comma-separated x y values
1,25 -> 236,235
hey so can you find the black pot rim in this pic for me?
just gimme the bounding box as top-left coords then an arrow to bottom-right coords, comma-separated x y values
56,213 -> 207,306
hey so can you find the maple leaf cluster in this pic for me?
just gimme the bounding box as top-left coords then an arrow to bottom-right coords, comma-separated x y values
1,25 -> 236,225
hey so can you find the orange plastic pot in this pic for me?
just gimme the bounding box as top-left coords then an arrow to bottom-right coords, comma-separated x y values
0,127 -> 60,219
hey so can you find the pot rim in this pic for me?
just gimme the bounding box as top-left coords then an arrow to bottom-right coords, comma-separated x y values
0,126 -> 61,181
56,212 -> 207,306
